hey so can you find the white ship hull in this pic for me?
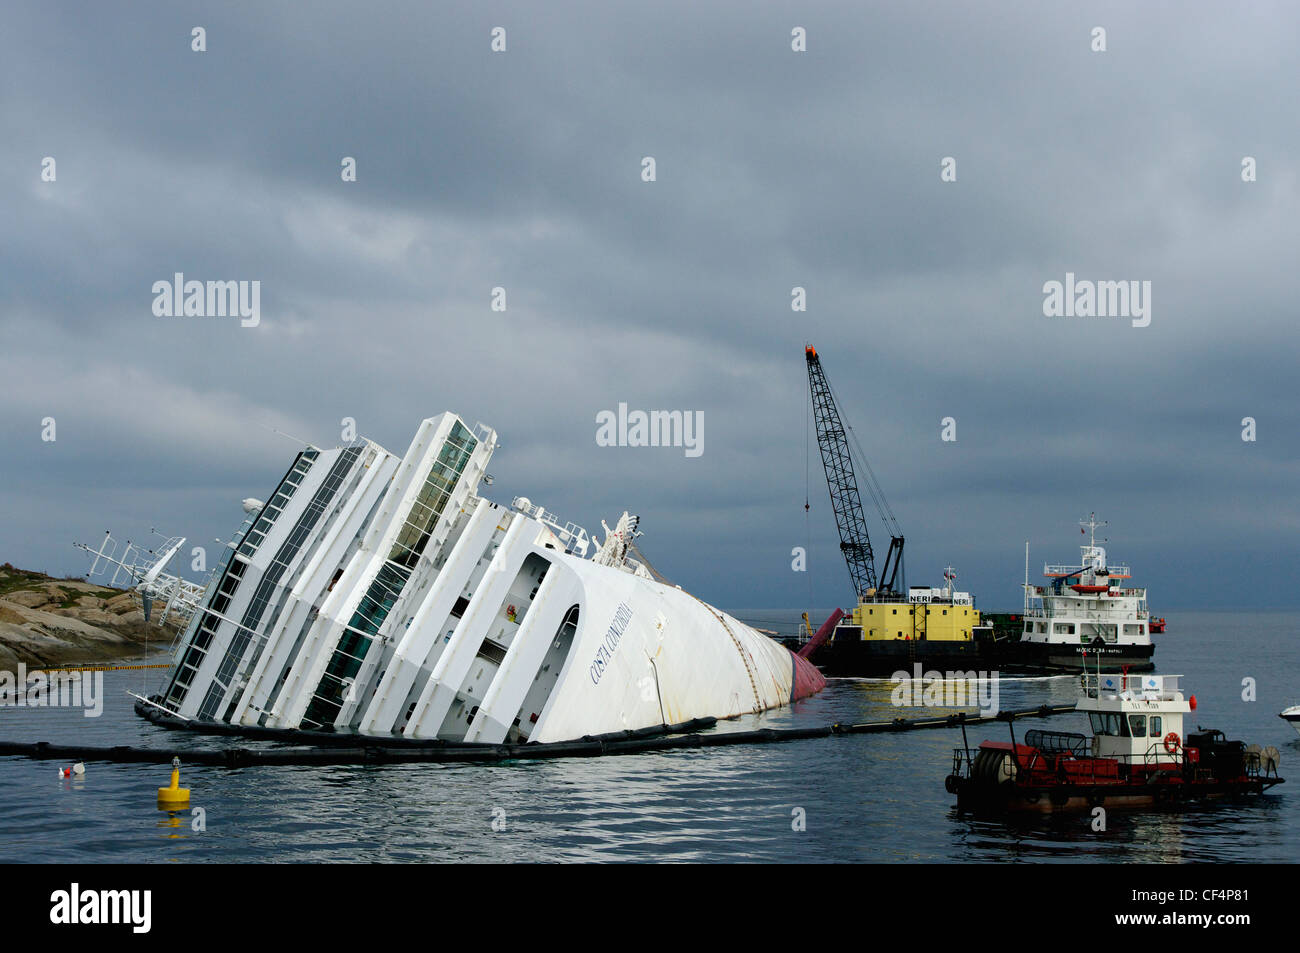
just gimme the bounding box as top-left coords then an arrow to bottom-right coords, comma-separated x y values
1014,515 -> 1157,672
154,413 -> 823,744
1281,706 -> 1300,738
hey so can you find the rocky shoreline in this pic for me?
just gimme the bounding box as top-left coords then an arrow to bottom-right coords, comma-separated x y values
0,565 -> 181,669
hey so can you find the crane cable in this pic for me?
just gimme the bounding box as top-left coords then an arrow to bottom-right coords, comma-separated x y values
821,372 -> 901,539
803,371 -> 813,610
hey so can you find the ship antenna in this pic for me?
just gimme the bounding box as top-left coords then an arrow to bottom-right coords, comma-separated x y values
260,423 -> 321,451
1081,511 -> 1108,549
1023,540 -> 1030,612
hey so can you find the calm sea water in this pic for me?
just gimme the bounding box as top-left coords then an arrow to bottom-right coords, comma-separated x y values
1,611 -> 1295,863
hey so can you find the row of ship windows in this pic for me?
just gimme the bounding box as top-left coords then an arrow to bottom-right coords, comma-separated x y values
169,445 -> 366,713
239,452 -> 316,557
866,607 -> 969,616
177,448 -> 359,713
172,435 -> 471,723
389,436 -> 475,567
1025,622 -> 1146,636
1089,712 -> 1165,739
300,435 -> 478,727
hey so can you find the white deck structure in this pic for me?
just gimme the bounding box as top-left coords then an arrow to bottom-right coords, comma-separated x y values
1078,673 -> 1189,764
1020,514 -> 1154,654
155,413 -> 822,742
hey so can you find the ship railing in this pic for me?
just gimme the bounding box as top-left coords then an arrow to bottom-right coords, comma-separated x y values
1141,742 -> 1184,769
1082,673 -> 1181,697
954,744 -> 1185,784
1043,563 -> 1131,577
1043,564 -> 1081,577
1051,748 -> 1183,783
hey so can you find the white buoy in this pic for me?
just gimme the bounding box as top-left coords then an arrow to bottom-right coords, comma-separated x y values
72,762 -> 85,776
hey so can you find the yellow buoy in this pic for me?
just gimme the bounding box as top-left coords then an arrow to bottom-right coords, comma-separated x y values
157,756 -> 190,810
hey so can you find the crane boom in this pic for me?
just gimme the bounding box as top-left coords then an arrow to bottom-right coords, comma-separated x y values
805,345 -> 904,600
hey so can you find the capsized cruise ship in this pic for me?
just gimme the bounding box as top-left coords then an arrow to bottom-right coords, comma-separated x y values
148,414 -> 824,743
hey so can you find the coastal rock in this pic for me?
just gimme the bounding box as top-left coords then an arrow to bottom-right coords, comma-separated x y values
0,567 -> 180,667
6,590 -> 50,609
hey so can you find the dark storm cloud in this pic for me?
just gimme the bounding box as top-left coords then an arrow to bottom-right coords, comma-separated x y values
1,1 -> 1297,610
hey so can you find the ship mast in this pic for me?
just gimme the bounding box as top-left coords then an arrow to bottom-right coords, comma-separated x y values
1081,511 -> 1107,549
1023,540 -> 1030,611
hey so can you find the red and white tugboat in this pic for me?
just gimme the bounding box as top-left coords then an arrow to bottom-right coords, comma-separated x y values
946,673 -> 1284,813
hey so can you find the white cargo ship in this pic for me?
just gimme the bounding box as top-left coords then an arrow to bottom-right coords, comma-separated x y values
146,413 -> 823,743
1014,514 -> 1157,673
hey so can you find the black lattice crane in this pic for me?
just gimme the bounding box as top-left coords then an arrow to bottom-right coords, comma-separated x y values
805,345 -> 904,601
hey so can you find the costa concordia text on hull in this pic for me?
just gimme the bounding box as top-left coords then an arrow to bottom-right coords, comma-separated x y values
154,413 -> 824,742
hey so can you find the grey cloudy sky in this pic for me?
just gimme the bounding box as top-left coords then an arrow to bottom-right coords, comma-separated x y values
2,2 -> 1297,612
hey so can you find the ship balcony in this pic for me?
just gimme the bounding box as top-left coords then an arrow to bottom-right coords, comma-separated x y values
1024,604 -> 1145,622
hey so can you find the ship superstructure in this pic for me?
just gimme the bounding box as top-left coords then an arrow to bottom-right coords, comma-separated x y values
1015,514 -> 1156,672
151,413 -> 823,743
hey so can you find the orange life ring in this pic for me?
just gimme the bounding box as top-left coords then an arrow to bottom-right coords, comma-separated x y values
1163,731 -> 1181,754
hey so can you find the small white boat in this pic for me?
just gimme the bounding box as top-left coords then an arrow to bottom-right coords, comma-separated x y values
1280,705 -> 1300,737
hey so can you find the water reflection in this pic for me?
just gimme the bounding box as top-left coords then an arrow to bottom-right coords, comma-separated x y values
0,618 -> 1295,863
